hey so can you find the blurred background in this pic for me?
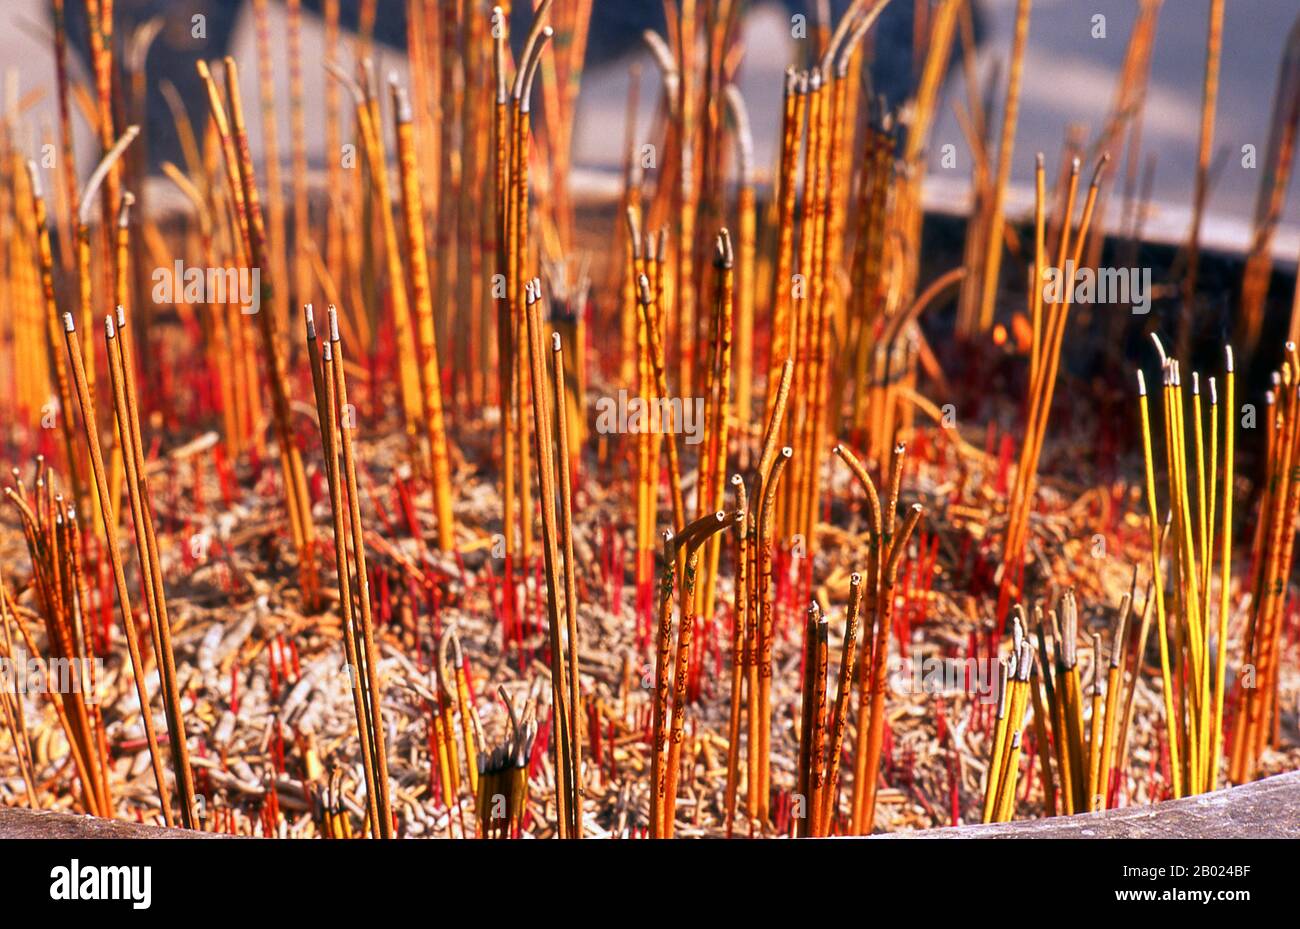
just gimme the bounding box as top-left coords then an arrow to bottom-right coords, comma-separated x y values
2,0 -> 1296,259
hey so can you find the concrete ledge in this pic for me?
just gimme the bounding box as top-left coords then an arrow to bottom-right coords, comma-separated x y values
878,770 -> 1300,839
0,808 -> 226,839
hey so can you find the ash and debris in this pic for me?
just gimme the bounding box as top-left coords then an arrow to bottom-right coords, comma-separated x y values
2,401 -> 1296,837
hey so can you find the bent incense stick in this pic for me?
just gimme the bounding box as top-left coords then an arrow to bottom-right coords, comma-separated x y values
392,78 -> 457,552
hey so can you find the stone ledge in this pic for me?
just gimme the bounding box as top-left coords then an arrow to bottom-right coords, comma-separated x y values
0,808 -> 228,839
875,770 -> 1300,839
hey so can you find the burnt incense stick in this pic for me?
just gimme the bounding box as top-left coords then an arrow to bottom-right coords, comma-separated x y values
664,510 -> 742,837
819,572 -> 862,835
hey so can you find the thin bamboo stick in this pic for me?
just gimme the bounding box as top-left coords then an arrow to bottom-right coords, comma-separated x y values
108,308 -> 197,827
665,510 -> 741,837
551,331 -> 583,837
62,312 -> 174,825
1211,347 -> 1234,788
724,476 -> 748,834
392,79 -> 457,551
327,306 -> 394,837
304,306 -> 382,837
974,0 -> 1032,334
523,278 -> 575,837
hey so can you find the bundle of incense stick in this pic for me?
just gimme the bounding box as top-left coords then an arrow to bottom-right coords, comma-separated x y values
651,509 -> 742,838
104,307 -> 198,827
196,58 -> 318,606
2,474 -> 109,818
523,280 -> 584,838
632,252 -> 687,579
981,623 -> 1031,823
321,765 -> 354,839
986,591 -> 1135,821
1231,343 -> 1296,782
60,312 -> 185,827
477,685 -> 539,840
0,576 -> 41,811
833,443 -> 923,834
425,627 -> 483,823
322,59 -> 424,463
999,152 -> 1108,628
694,230 -> 735,622
22,162 -> 85,514
770,1 -> 886,591
794,574 -> 862,837
1137,339 -> 1236,798
846,120 -> 896,441
749,375 -> 794,829
303,304 -> 393,838
493,8 -> 556,588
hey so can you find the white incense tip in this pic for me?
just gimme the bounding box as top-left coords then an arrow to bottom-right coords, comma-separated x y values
26,160 -> 42,197
1150,333 -> 1167,365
